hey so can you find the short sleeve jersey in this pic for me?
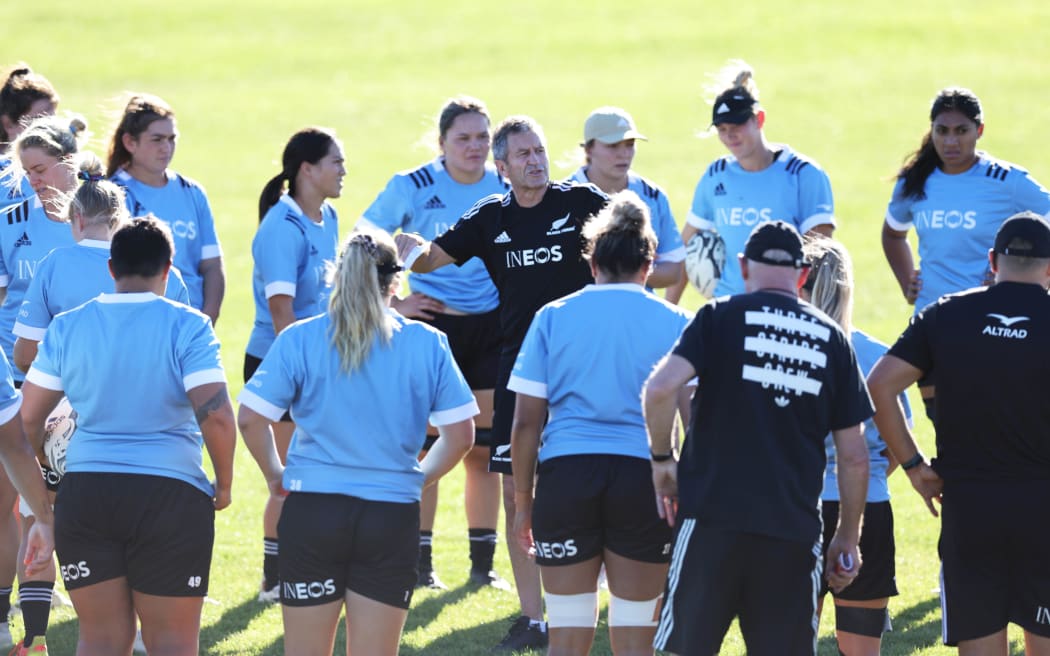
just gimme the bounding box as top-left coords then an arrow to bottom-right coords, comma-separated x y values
247,194 -> 339,359
885,153 -> 1050,312
0,195 -> 75,381
687,146 -> 835,297
822,329 -> 912,503
887,282 -> 1050,482
359,158 -> 508,313
26,293 -> 226,495
13,240 -> 190,341
0,349 -> 23,426
568,168 -> 686,263
0,157 -> 34,204
508,283 -> 691,462
238,311 -> 478,503
673,291 -> 872,544
111,169 -> 223,310
434,182 -> 608,351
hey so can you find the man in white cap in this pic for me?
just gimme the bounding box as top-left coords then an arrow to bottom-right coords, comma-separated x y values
567,107 -> 684,289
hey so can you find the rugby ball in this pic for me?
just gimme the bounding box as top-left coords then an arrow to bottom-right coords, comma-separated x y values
684,229 -> 727,299
43,397 -> 77,476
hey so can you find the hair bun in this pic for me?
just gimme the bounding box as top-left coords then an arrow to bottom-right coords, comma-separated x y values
69,116 -> 88,136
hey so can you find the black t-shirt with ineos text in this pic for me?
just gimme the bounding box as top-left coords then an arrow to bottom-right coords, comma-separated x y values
434,182 -> 608,353
672,291 -> 873,545
888,281 -> 1050,483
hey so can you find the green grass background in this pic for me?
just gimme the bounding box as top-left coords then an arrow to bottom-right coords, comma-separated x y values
6,0 -> 1050,653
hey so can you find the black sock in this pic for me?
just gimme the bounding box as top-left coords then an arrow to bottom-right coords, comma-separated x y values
0,586 -> 11,620
468,528 -> 497,572
19,581 -> 53,645
419,531 -> 434,572
263,537 -> 279,589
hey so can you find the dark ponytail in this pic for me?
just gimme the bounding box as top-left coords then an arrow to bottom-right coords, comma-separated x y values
899,87 -> 983,199
582,190 -> 657,280
258,126 -> 336,223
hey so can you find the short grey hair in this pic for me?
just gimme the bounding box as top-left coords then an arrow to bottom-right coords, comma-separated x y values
492,115 -> 545,162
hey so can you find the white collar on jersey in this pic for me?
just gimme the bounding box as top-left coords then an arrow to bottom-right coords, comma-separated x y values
78,239 -> 110,250
97,292 -> 161,304
279,194 -> 325,225
581,282 -> 648,294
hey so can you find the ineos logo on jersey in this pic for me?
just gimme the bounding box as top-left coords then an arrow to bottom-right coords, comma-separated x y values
61,561 -> 91,582
716,207 -> 773,227
534,539 -> 577,559
505,246 -> 562,268
283,578 -> 337,599
914,210 -> 977,230
170,220 -> 198,240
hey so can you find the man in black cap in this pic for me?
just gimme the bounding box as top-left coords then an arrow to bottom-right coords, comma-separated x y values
868,211 -> 1050,654
644,220 -> 872,655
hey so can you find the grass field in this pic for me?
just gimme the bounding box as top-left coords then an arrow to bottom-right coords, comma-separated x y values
6,0 -> 1050,653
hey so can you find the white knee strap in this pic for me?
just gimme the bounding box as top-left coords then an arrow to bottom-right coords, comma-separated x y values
544,592 -> 598,628
607,593 -> 661,627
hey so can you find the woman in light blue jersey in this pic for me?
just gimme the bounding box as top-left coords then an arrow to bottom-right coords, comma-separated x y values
12,177 -> 190,372
246,126 -> 343,603
510,191 -> 691,656
360,96 -> 506,591
569,106 -> 685,290
19,217 -> 236,656
882,87 -> 1050,309
667,61 -> 835,303
238,229 -> 476,656
802,236 -> 909,656
0,64 -> 59,203
107,94 -> 225,322
880,87 -> 1050,420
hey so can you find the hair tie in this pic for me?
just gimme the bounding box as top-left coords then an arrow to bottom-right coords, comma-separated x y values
348,233 -> 404,274
77,171 -> 104,183
69,122 -> 80,136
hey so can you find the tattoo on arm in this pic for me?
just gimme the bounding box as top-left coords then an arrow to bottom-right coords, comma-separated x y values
195,389 -> 230,425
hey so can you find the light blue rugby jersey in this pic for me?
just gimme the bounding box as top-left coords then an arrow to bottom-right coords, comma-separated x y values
239,310 -> 478,503
687,145 -> 835,297
0,157 -> 34,205
822,330 -> 912,503
0,195 -> 75,381
246,194 -> 338,359
111,168 -> 223,310
885,152 -> 1050,313
568,167 -> 686,263
508,283 -> 691,462
13,239 -> 190,341
359,158 -> 508,313
0,349 -> 22,426
26,293 -> 226,495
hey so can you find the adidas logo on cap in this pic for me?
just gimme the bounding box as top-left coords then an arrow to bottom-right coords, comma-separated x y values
494,231 -> 511,244
424,195 -> 445,209
716,103 -> 730,114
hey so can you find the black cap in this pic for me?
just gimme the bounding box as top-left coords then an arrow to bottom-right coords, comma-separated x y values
711,89 -> 760,126
993,211 -> 1050,258
744,221 -> 808,268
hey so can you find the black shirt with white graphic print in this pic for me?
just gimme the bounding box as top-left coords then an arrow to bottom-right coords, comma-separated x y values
672,290 -> 873,544
435,181 -> 608,353
889,281 -> 1050,483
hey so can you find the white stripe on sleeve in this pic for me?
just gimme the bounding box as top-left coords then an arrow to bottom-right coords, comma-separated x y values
238,389 -> 287,423
506,375 -> 547,399
184,368 -> 226,392
25,368 -> 62,391
429,400 -> 479,427
264,281 -> 296,299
